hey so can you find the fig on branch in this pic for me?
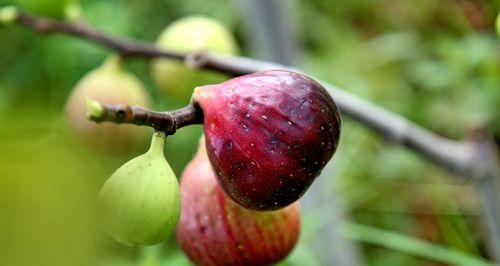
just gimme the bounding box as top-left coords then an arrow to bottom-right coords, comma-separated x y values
65,56 -> 152,156
193,70 -> 341,210
176,138 -> 301,266
99,132 -> 180,246
151,16 -> 238,102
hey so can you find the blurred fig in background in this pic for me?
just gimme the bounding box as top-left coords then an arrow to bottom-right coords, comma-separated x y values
65,56 -> 152,156
99,132 -> 180,246
151,15 -> 238,102
176,138 -> 301,266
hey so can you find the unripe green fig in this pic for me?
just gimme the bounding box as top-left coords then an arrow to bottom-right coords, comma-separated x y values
99,132 -> 180,246
13,0 -> 77,19
151,16 -> 238,102
65,56 -> 152,156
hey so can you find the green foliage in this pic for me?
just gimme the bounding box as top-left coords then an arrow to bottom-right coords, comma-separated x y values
341,222 -> 493,266
11,0 -> 74,18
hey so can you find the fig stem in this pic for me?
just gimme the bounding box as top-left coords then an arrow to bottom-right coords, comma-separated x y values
148,131 -> 166,156
86,101 -> 202,135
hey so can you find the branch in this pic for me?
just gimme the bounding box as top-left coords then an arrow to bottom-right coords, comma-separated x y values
0,8 -> 485,177
3,8 -> 185,59
86,99 -> 202,134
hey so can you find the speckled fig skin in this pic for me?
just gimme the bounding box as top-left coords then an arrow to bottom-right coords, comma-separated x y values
176,139 -> 301,266
193,70 -> 341,210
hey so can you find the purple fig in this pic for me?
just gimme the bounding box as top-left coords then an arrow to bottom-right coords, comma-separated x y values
193,70 -> 341,210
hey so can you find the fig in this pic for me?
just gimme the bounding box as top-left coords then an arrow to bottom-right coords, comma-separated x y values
99,132 -> 180,246
176,138 -> 301,265
65,56 -> 152,156
151,16 -> 238,102
193,70 -> 341,210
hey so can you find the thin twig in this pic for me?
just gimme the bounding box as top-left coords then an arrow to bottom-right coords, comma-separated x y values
15,11 -> 186,59
87,100 -> 202,135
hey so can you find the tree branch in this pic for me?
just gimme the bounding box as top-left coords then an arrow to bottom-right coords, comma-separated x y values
86,99 -> 202,134
14,11 -> 186,59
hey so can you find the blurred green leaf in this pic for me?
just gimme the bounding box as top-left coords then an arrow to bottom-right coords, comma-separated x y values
341,222 -> 493,266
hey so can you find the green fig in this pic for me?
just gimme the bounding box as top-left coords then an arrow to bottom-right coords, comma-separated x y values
99,132 -> 180,246
151,15 -> 238,102
65,56 -> 152,156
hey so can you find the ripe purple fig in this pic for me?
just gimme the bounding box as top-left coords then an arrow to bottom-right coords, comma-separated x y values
176,139 -> 301,266
193,70 -> 341,210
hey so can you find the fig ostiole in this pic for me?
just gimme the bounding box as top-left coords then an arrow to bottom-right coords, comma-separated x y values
65,55 -> 152,156
193,70 -> 341,210
99,131 -> 180,246
176,137 -> 301,266
151,16 -> 239,102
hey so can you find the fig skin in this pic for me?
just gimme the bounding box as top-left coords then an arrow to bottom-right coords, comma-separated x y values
65,57 -> 152,156
99,132 -> 180,246
176,139 -> 301,266
151,16 -> 238,102
193,70 -> 341,210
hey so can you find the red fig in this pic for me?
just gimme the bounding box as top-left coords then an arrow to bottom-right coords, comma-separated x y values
193,70 -> 341,210
176,139 -> 301,266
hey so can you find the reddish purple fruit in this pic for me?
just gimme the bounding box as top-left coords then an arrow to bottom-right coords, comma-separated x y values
193,70 -> 341,210
176,139 -> 301,266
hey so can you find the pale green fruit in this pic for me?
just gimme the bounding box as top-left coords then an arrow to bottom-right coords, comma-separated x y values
151,16 -> 238,102
65,56 -> 151,156
14,0 -> 76,19
99,132 -> 180,246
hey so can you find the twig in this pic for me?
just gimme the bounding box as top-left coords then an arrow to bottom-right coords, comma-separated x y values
13,10 -> 186,59
86,99 -> 202,134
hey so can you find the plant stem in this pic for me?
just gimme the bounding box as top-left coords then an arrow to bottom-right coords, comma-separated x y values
87,102 -> 202,135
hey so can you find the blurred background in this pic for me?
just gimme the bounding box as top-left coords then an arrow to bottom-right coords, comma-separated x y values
0,0 -> 498,265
